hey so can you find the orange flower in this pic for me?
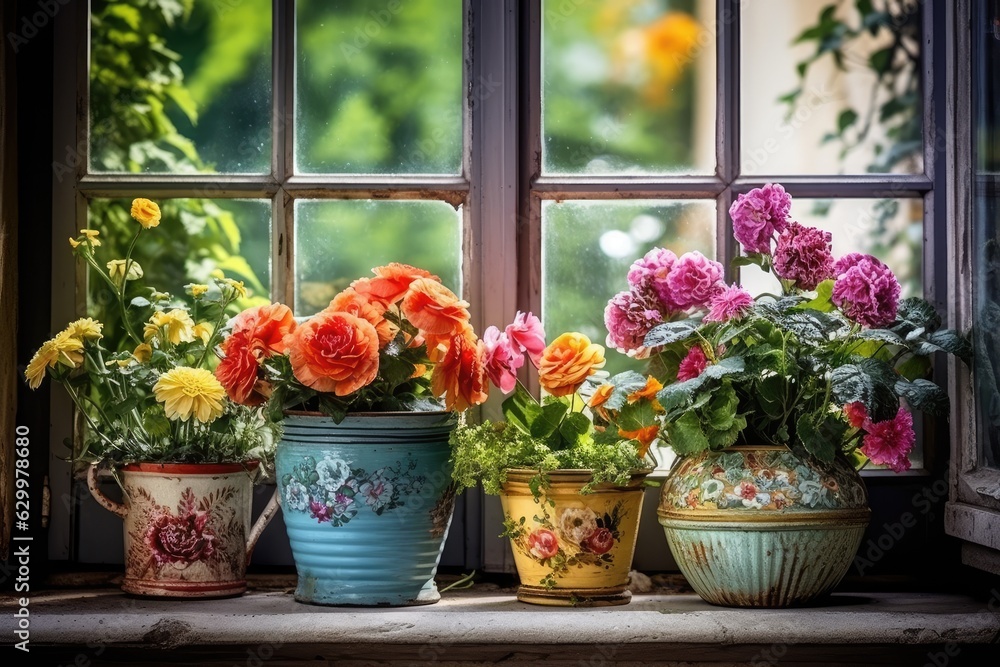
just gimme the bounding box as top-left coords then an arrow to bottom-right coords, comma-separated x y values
215,303 -> 297,404
618,425 -> 660,459
538,332 -> 606,397
352,263 -> 436,306
328,288 -> 397,347
401,278 -> 471,336
286,311 -> 380,396
588,383 -> 614,409
430,330 -> 489,412
628,376 -> 663,403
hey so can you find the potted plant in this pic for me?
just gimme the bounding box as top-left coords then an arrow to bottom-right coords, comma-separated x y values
605,183 -> 971,607
25,198 -> 280,599
215,262 -> 491,606
450,312 -> 656,606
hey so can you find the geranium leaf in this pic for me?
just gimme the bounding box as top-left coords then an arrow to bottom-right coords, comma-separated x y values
664,411 -> 710,455
895,378 -> 950,415
643,318 -> 703,348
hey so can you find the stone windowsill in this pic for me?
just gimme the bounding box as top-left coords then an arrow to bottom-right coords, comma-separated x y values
3,573 -> 1000,666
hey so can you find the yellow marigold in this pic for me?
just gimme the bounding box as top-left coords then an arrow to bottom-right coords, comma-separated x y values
144,309 -> 196,345
130,198 -> 161,229
69,229 -> 101,249
64,318 -> 103,341
153,367 -> 226,423
187,283 -> 209,298
133,343 -> 152,363
107,259 -> 143,285
193,323 -> 213,344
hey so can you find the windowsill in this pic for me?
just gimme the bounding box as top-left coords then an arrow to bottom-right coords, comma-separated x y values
5,574 -> 1000,665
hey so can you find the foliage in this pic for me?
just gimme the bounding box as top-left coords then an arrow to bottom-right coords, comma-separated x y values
26,202 -> 277,474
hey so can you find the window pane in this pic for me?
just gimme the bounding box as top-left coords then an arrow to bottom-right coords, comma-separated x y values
541,199 -> 716,375
86,198 -> 272,353
294,200 -> 462,316
739,198 -> 923,300
89,0 -> 272,174
542,0 -> 716,174
973,1 -> 1000,468
295,0 -> 463,175
741,0 -> 923,175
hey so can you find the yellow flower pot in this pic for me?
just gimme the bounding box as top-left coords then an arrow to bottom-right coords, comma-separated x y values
499,468 -> 650,606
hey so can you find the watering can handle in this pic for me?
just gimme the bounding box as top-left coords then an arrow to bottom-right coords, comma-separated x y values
246,486 -> 281,566
86,464 -> 128,519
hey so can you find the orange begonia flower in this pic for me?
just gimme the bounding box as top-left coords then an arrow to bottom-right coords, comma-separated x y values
286,310 -> 380,397
538,332 -> 606,397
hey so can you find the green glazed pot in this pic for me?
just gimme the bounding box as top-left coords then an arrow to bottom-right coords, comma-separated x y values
658,445 -> 870,608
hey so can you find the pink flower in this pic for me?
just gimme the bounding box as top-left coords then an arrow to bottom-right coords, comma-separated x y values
582,527 -> 614,555
145,510 -> 216,565
739,481 -> 758,501
729,183 -> 792,254
604,289 -> 663,356
831,253 -> 901,328
505,311 -> 546,366
705,284 -> 755,323
665,251 -> 725,310
527,529 -> 560,559
627,247 -> 681,311
844,402 -> 868,429
773,222 -> 835,291
860,408 -> 915,473
677,345 -> 709,381
481,326 -> 523,394
309,500 -> 332,523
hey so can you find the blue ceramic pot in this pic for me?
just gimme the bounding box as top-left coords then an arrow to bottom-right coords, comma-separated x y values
276,410 -> 458,606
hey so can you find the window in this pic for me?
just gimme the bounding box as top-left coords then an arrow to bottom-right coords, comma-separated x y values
34,0 -> 998,578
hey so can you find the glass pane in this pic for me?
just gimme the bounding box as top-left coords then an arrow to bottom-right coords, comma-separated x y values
295,0 -> 463,174
739,198 -> 923,300
89,0 -> 272,174
86,198 -> 272,353
542,0 -> 716,174
542,199 -> 716,375
294,200 -> 462,316
741,0 -> 923,175
973,1 -> 1000,468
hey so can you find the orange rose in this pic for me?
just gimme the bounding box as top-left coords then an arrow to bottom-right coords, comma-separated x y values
328,288 -> 397,347
400,278 -> 471,336
538,332 -> 606,397
430,330 -> 489,412
215,303 -> 297,404
351,263 -> 437,306
286,311 -> 380,396
618,425 -> 660,459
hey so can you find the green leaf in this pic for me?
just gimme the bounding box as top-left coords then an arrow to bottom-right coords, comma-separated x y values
795,412 -> 847,465
855,0 -> 875,16
915,329 -> 973,363
856,328 -> 905,345
532,401 -> 569,440
830,359 -> 899,422
702,356 -> 746,380
730,254 -> 766,271
892,298 -> 941,336
869,46 -> 893,75
601,371 -> 649,411
130,296 -> 151,308
501,384 -> 542,437
837,108 -> 859,133
895,354 -> 931,381
643,319 -> 703,348
377,351 -> 417,388
895,379 -> 950,415
756,375 -> 787,419
706,384 -> 739,431
664,411 -> 710,456
558,412 -> 592,447
800,279 -> 835,312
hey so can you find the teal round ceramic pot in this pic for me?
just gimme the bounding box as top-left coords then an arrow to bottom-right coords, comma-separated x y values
658,445 -> 870,608
276,411 -> 458,606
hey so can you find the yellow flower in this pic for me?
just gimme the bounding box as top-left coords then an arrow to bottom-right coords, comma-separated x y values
220,278 -> 247,300
187,283 -> 209,298
130,198 -> 161,229
133,343 -> 152,363
193,323 -> 213,344
64,318 -> 103,341
51,330 -> 85,368
143,309 -> 196,345
107,259 -> 143,286
25,331 -> 85,389
69,229 -> 101,249
153,367 -> 227,423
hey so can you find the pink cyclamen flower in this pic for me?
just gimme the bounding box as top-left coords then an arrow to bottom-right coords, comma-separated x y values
705,284 -> 755,323
665,251 -> 725,311
773,222 -> 835,291
831,253 -> 901,328
729,183 -> 792,254
627,247 -> 681,311
481,326 -> 524,394
677,345 -> 709,381
505,311 -> 546,366
843,402 -> 868,429
604,290 -> 663,356
860,407 -> 915,473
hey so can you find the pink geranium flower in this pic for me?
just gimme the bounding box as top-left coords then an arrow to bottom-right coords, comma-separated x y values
831,253 -> 901,328
481,326 -> 524,394
665,251 -> 725,311
604,290 -> 664,356
677,345 -> 709,381
729,183 -> 792,254
773,222 -> 835,291
704,284 -> 755,323
843,402 -> 868,429
860,407 -> 915,473
505,311 -> 546,366
627,247 -> 681,311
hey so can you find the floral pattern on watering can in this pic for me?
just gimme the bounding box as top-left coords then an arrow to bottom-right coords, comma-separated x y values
662,449 -> 868,513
